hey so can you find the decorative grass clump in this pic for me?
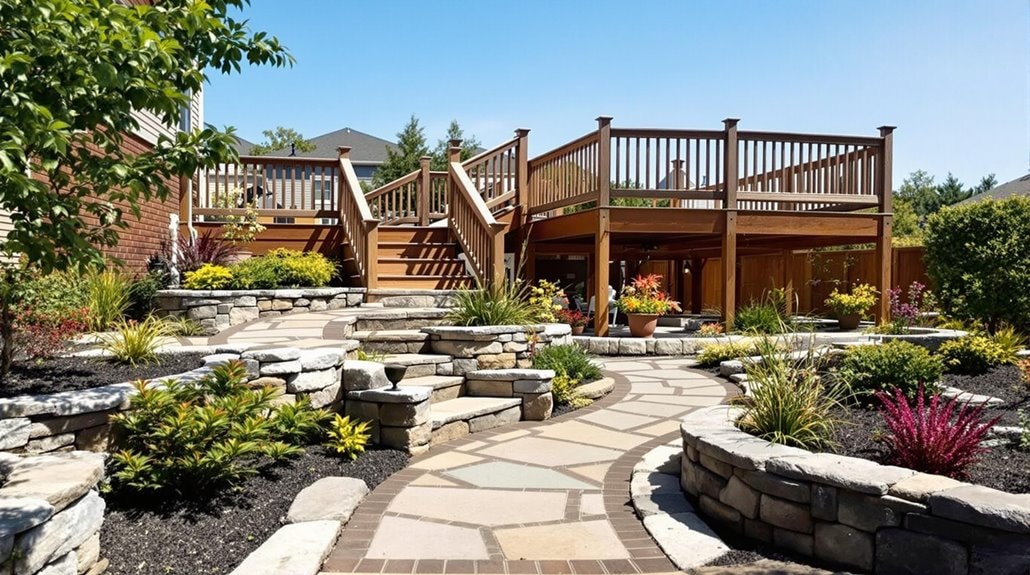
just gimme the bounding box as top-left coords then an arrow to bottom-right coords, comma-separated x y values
532,344 -> 602,382
446,283 -> 535,327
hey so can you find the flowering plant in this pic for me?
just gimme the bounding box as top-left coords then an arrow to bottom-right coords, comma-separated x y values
882,281 -> 936,334
697,322 -> 724,337
528,279 -> 566,323
558,308 -> 588,328
616,274 -> 680,316
824,283 -> 877,318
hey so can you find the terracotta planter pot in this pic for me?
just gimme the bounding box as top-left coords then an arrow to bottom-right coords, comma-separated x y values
571,326 -> 585,335
837,313 -> 862,331
627,313 -> 660,338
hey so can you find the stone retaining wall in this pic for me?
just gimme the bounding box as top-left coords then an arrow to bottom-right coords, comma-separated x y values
0,451 -> 107,575
464,369 -> 555,421
423,324 -> 573,375
0,346 -> 346,456
680,405 -> 1030,574
155,288 -> 366,334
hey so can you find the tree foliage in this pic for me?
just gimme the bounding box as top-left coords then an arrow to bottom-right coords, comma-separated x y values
431,120 -> 482,170
924,197 -> 1030,333
0,0 -> 291,271
249,126 -> 315,156
371,116 -> 482,188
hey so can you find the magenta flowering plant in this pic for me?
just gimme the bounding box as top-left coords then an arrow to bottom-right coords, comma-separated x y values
882,281 -> 935,334
876,384 -> 999,479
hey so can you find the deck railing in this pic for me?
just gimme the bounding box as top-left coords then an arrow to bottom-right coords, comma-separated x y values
337,147 -> 379,288
525,118 -> 889,214
365,156 -> 449,226
194,155 -> 340,221
461,134 -> 523,213
448,145 -> 507,287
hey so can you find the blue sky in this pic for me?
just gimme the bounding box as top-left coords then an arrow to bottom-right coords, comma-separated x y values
206,1 -> 1029,188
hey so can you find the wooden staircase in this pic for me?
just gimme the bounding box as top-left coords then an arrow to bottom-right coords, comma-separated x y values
375,226 -> 472,289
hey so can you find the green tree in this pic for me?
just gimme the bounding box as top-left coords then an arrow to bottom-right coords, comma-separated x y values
924,197 -> 1030,333
936,173 -> 970,206
431,120 -> 482,170
371,115 -> 429,188
895,170 -> 940,218
969,174 -> 998,198
891,197 -> 923,245
0,0 -> 291,375
250,126 -> 316,156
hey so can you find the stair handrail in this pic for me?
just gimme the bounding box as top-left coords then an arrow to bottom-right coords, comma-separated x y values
365,156 -> 449,226
447,142 -> 507,287
460,129 -> 528,214
337,147 -> 380,289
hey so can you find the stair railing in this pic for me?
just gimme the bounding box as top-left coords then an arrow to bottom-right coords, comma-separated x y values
447,142 -> 507,287
365,156 -> 449,226
337,146 -> 380,289
460,129 -> 528,214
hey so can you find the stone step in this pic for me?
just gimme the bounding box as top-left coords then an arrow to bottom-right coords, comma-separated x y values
365,289 -> 462,309
352,307 -> 452,331
399,375 -> 465,404
352,329 -> 430,354
429,397 -> 522,445
382,353 -> 454,378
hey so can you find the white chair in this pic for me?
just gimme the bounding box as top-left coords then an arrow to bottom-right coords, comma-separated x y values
588,285 -> 619,327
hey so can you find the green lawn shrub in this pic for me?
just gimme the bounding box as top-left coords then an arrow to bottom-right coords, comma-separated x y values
937,335 -> 1007,375
532,344 -> 602,382
837,341 -> 944,400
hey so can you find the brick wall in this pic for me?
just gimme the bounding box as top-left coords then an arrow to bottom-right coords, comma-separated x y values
27,131 -> 182,273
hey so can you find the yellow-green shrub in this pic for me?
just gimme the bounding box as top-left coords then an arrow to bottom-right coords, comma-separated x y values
183,263 -> 233,289
938,336 -> 1007,375
267,248 -> 334,287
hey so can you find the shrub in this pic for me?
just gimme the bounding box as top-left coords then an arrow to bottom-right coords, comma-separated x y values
881,281 -> 936,334
736,337 -> 847,449
127,270 -> 168,321
109,361 -> 309,495
86,270 -> 131,331
924,197 -> 1030,333
550,373 -> 591,408
825,284 -> 878,318
18,269 -> 89,317
176,230 -> 239,273
837,341 -> 944,400
325,414 -> 371,460
528,279 -> 565,323
266,248 -> 335,287
229,255 -> 284,289
734,302 -> 783,334
270,398 -> 332,445
101,316 -> 174,366
183,263 -> 233,290
937,335 -> 1007,375
697,341 -> 755,367
447,283 -> 535,327
991,327 -> 1025,364
14,307 -> 91,360
876,385 -> 999,479
532,344 -> 602,382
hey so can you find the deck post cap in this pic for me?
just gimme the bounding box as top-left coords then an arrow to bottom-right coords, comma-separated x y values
878,125 -> 897,135
337,146 -> 351,158
723,118 -> 740,127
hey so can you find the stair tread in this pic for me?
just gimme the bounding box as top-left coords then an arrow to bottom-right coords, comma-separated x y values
383,353 -> 453,365
430,397 -> 523,428
353,329 -> 429,341
377,257 -> 463,263
399,375 -> 464,391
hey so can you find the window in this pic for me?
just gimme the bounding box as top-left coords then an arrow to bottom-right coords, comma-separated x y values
312,178 -> 335,206
178,90 -> 192,132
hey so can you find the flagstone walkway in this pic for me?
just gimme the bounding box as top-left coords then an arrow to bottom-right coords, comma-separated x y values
320,357 -> 735,575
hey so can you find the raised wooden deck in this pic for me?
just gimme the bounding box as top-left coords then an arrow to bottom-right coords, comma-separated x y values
184,117 -> 895,334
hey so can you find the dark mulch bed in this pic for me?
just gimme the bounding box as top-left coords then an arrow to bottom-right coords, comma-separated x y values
100,446 -> 408,575
0,353 -> 205,398
822,365 -> 1030,494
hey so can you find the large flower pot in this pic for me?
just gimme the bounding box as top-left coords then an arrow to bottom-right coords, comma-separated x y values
628,313 -> 660,338
571,326 -> 585,335
837,313 -> 862,331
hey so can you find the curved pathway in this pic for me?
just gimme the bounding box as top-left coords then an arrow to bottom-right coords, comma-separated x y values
320,357 -> 734,575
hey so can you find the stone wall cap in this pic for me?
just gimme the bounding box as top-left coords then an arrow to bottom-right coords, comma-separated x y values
242,347 -> 302,362
765,453 -> 916,495
157,287 -> 362,297
467,369 -> 555,381
929,484 -> 1030,534
694,429 -> 809,471
348,386 -> 432,404
422,325 -> 544,337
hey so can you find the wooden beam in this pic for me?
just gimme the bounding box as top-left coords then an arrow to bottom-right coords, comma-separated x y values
736,212 -> 879,237
722,211 -> 737,328
609,207 -> 723,234
874,216 -> 892,323
595,208 -> 611,336
597,117 -> 612,207
529,209 -> 598,241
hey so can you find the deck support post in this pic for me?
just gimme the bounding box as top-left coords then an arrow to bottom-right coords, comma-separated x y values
689,258 -> 705,315
722,118 -> 740,329
515,128 -> 530,219
782,249 -> 794,316
875,126 -> 896,323
594,208 -> 611,337
418,156 -> 431,226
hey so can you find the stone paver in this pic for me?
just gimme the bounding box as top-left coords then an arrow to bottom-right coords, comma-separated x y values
320,356 -> 734,574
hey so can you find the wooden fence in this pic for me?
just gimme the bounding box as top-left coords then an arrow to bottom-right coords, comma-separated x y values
637,246 -> 929,315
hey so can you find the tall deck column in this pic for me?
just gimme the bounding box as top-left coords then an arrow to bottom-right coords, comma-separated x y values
875,126 -> 896,323
594,208 -> 611,336
722,118 -> 740,328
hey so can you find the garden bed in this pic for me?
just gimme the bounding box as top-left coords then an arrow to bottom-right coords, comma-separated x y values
100,445 -> 408,575
0,353 -> 205,398
823,364 -> 1030,494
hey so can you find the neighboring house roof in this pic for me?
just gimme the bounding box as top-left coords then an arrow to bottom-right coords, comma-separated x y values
959,172 -> 1030,204
268,127 -> 398,164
